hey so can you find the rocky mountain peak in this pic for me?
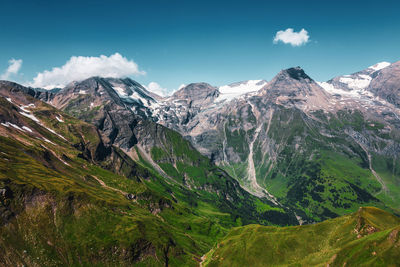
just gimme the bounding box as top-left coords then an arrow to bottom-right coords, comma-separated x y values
48,76 -> 159,120
171,82 -> 219,107
316,60 -> 399,112
255,67 -> 330,111
172,82 -> 218,99
259,66 -> 320,97
368,60 -> 400,108
282,66 -> 313,81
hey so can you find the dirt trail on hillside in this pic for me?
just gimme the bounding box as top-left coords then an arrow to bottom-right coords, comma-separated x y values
92,176 -> 130,197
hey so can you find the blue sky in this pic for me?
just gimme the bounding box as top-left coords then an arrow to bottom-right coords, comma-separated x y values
0,0 -> 399,94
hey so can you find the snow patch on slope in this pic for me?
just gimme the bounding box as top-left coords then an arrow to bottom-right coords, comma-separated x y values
43,138 -> 56,145
368,62 -> 391,71
113,86 -> 127,97
317,81 -> 374,99
131,90 -> 150,105
112,85 -> 157,108
20,104 -> 35,113
317,61 -> 392,98
44,126 -> 67,141
339,75 -> 372,90
1,122 -> 25,132
22,126 -> 33,132
19,111 -> 40,123
216,80 -> 267,103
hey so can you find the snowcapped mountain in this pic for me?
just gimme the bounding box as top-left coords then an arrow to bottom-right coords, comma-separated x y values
368,61 -> 400,108
215,80 -> 267,103
316,61 -> 400,124
18,60 -> 400,224
47,77 -> 160,120
139,63 -> 400,222
317,61 -> 391,99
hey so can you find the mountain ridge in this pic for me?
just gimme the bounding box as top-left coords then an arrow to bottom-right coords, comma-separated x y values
1,60 -> 400,265
15,62 -> 400,224
203,206 -> 400,266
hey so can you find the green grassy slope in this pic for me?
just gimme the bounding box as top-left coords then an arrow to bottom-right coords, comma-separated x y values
212,105 -> 400,265
0,95 -> 212,266
0,84 -> 297,266
203,207 -> 400,267
223,106 -> 399,222
142,123 -> 296,227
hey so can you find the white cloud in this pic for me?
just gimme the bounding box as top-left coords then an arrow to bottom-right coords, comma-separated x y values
1,58 -> 23,80
145,82 -> 182,97
178,84 -> 186,90
146,82 -> 169,97
30,53 -> 145,89
273,28 -> 310,46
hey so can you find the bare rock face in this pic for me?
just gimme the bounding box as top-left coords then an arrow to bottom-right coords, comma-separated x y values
47,77 -> 164,151
257,67 -> 330,110
0,81 -> 58,103
171,82 -> 219,108
152,83 -> 220,133
150,67 -> 332,164
50,77 -> 158,119
368,61 -> 400,108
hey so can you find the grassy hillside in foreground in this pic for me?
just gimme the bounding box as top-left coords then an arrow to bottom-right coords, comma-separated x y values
203,207 -> 400,267
0,82 -> 297,266
0,95 -> 208,266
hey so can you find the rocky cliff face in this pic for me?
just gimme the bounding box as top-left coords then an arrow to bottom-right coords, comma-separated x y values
368,61 -> 400,108
171,82 -> 219,106
50,77 -> 159,121
47,77 -> 153,150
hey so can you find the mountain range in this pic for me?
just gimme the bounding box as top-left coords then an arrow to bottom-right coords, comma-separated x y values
0,60 -> 399,266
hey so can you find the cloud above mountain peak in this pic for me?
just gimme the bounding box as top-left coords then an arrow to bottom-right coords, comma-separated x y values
30,53 -> 145,89
146,82 -> 169,97
1,58 -> 23,80
273,28 -> 310,46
